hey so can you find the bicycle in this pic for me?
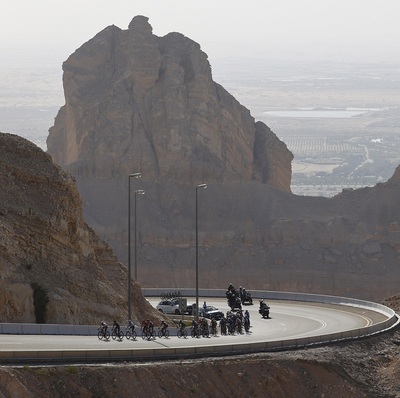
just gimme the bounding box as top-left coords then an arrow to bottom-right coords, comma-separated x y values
209,324 -> 218,337
125,325 -> 137,340
142,327 -> 156,340
190,325 -> 200,338
97,327 -> 110,341
177,326 -> 187,338
111,326 -> 124,341
158,327 -> 170,338
201,325 -> 210,338
236,320 -> 243,335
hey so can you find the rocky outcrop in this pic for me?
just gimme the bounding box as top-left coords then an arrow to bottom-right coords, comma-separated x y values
0,132 -> 157,324
47,15 -> 292,189
46,16 -> 400,302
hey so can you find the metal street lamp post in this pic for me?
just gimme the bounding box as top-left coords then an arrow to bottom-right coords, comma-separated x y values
195,183 -> 207,322
134,189 -> 145,281
128,172 -> 142,321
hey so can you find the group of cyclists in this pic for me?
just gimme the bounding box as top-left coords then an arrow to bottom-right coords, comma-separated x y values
98,310 -> 252,341
98,289 -> 260,341
180,307 -> 251,338
98,320 -> 127,341
222,309 -> 251,334
98,319 -> 170,341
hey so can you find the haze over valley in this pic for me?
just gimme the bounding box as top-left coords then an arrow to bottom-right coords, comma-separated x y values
215,59 -> 400,196
2,58 -> 400,197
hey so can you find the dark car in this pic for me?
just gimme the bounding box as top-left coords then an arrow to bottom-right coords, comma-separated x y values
199,305 -> 224,320
184,304 -> 224,320
185,304 -> 194,315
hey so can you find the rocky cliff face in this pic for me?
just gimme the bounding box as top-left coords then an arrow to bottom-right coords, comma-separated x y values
46,16 -> 400,302
47,15 -> 292,189
0,132 -> 156,324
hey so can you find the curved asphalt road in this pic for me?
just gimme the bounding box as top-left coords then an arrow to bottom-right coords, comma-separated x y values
0,298 -> 387,353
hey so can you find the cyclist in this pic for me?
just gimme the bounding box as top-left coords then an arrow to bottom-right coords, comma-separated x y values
141,319 -> 148,333
148,319 -> 154,334
159,320 -> 169,337
210,317 -> 218,335
160,320 -> 168,333
100,321 -> 108,331
219,317 -> 227,335
113,320 -> 121,335
201,318 -> 209,337
192,319 -> 199,336
178,319 -> 185,331
128,319 -> 135,331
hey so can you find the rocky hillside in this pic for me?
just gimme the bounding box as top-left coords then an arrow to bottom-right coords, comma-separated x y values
46,16 -> 400,302
0,132 -> 157,325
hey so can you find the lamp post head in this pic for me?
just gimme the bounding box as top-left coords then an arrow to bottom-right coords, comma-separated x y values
196,183 -> 207,189
130,172 -> 142,179
135,189 -> 145,195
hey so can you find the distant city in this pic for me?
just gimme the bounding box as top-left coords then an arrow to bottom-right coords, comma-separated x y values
2,58 -> 400,197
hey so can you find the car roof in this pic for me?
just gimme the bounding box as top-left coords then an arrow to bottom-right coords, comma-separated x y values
158,299 -> 178,304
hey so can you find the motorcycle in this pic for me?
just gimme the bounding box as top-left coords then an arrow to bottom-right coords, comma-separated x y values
226,288 -> 242,311
259,304 -> 270,319
241,291 -> 253,305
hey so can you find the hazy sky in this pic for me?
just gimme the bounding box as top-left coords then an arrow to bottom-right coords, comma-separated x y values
1,0 -> 400,66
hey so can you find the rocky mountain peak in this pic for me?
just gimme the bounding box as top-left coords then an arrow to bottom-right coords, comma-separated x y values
128,15 -> 153,33
47,16 -> 293,190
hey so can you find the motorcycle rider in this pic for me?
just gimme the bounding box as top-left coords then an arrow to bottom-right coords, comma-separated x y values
259,299 -> 267,310
259,299 -> 270,318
